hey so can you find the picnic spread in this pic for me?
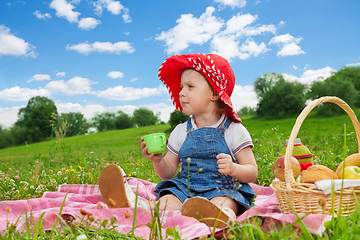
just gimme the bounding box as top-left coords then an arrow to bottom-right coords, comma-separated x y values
0,178 -> 331,239
2,96 -> 360,239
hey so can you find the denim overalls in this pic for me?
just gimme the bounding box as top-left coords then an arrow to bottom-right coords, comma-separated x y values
154,118 -> 255,212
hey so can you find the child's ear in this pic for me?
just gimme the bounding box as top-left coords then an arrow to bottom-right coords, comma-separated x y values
210,93 -> 220,101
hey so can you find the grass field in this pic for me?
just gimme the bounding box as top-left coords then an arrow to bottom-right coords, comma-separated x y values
1,112 -> 360,239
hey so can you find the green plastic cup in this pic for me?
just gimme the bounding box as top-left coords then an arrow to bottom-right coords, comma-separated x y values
143,133 -> 166,154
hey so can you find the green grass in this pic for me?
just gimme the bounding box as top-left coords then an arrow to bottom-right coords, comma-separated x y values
1,112 -> 360,239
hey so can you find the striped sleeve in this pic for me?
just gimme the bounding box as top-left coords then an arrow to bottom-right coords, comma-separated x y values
233,140 -> 253,155
167,143 -> 179,155
166,122 -> 187,156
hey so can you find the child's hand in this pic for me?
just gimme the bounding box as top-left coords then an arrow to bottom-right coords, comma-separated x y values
216,153 -> 233,176
140,137 -> 163,163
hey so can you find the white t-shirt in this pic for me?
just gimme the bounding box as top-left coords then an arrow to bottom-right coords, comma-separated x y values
167,114 -> 253,157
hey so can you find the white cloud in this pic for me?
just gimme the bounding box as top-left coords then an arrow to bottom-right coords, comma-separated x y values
155,7 -> 224,54
0,25 -> 37,57
283,66 -> 336,85
239,39 -> 269,58
214,0 -> 247,8
97,85 -> 164,101
121,7 -> 131,23
51,102 -> 109,121
45,76 -> 93,95
56,102 -> 174,123
78,17 -> 101,30
28,74 -> 51,83
269,33 -> 305,57
231,85 -> 258,111
210,35 -> 242,60
0,106 -> 22,128
155,9 -> 275,61
269,33 -> 297,44
0,86 -> 50,102
211,35 -> 269,61
282,73 -> 299,83
33,10 -> 51,20
56,101 -> 88,115
80,104 -> 108,119
222,13 -> 257,35
66,41 -> 135,55
277,43 -> 305,57
107,71 -> 124,79
346,62 -> 360,67
93,0 -> 132,23
221,13 -> 276,38
50,0 -> 80,23
56,72 -> 66,77
279,20 -> 286,28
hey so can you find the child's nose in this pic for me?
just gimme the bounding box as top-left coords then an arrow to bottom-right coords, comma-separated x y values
179,88 -> 185,96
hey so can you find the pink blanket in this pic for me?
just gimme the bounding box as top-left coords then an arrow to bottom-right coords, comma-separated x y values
0,178 -> 329,238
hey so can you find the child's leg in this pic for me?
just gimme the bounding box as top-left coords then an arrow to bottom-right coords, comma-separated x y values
181,196 -> 238,228
210,196 -> 238,220
157,194 -> 183,210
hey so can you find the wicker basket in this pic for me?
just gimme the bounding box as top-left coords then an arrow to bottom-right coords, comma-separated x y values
271,96 -> 360,215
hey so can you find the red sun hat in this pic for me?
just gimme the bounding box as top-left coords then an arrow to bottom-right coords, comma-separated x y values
158,53 -> 241,123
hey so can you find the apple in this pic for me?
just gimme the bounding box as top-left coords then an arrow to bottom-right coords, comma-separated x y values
273,156 -> 301,181
336,153 -> 360,177
340,166 -> 360,179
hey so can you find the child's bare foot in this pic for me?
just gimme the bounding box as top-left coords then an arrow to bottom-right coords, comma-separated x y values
99,164 -> 131,208
181,196 -> 234,228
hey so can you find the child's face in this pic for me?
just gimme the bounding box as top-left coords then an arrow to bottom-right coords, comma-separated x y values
179,69 -> 217,116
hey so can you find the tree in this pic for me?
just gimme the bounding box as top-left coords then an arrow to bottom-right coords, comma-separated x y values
308,77 -> 358,115
133,108 -> 160,127
168,110 -> 189,130
255,73 -> 306,118
310,66 -> 360,108
0,127 -> 14,149
237,107 -> 256,118
15,96 -> 58,143
254,72 -> 281,99
9,126 -> 27,146
59,112 -> 89,137
114,111 -> 134,129
333,66 -> 360,92
91,112 -> 116,132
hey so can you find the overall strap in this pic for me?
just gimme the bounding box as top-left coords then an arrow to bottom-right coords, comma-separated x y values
220,118 -> 232,132
186,118 -> 192,132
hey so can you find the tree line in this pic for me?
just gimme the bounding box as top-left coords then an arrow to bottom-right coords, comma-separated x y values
253,66 -> 360,118
0,66 -> 358,149
0,98 -> 164,149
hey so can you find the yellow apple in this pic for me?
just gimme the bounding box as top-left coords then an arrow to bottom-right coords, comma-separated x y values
335,153 -> 360,177
341,166 -> 360,179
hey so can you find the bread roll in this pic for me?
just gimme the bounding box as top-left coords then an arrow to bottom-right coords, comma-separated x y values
300,165 -> 339,183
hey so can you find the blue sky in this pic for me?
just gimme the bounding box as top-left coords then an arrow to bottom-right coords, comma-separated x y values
0,0 -> 359,128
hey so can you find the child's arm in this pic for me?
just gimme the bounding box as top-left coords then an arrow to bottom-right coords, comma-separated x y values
217,146 -> 258,183
141,137 -> 180,180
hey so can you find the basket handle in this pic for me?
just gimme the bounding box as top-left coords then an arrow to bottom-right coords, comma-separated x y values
284,96 -> 360,190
